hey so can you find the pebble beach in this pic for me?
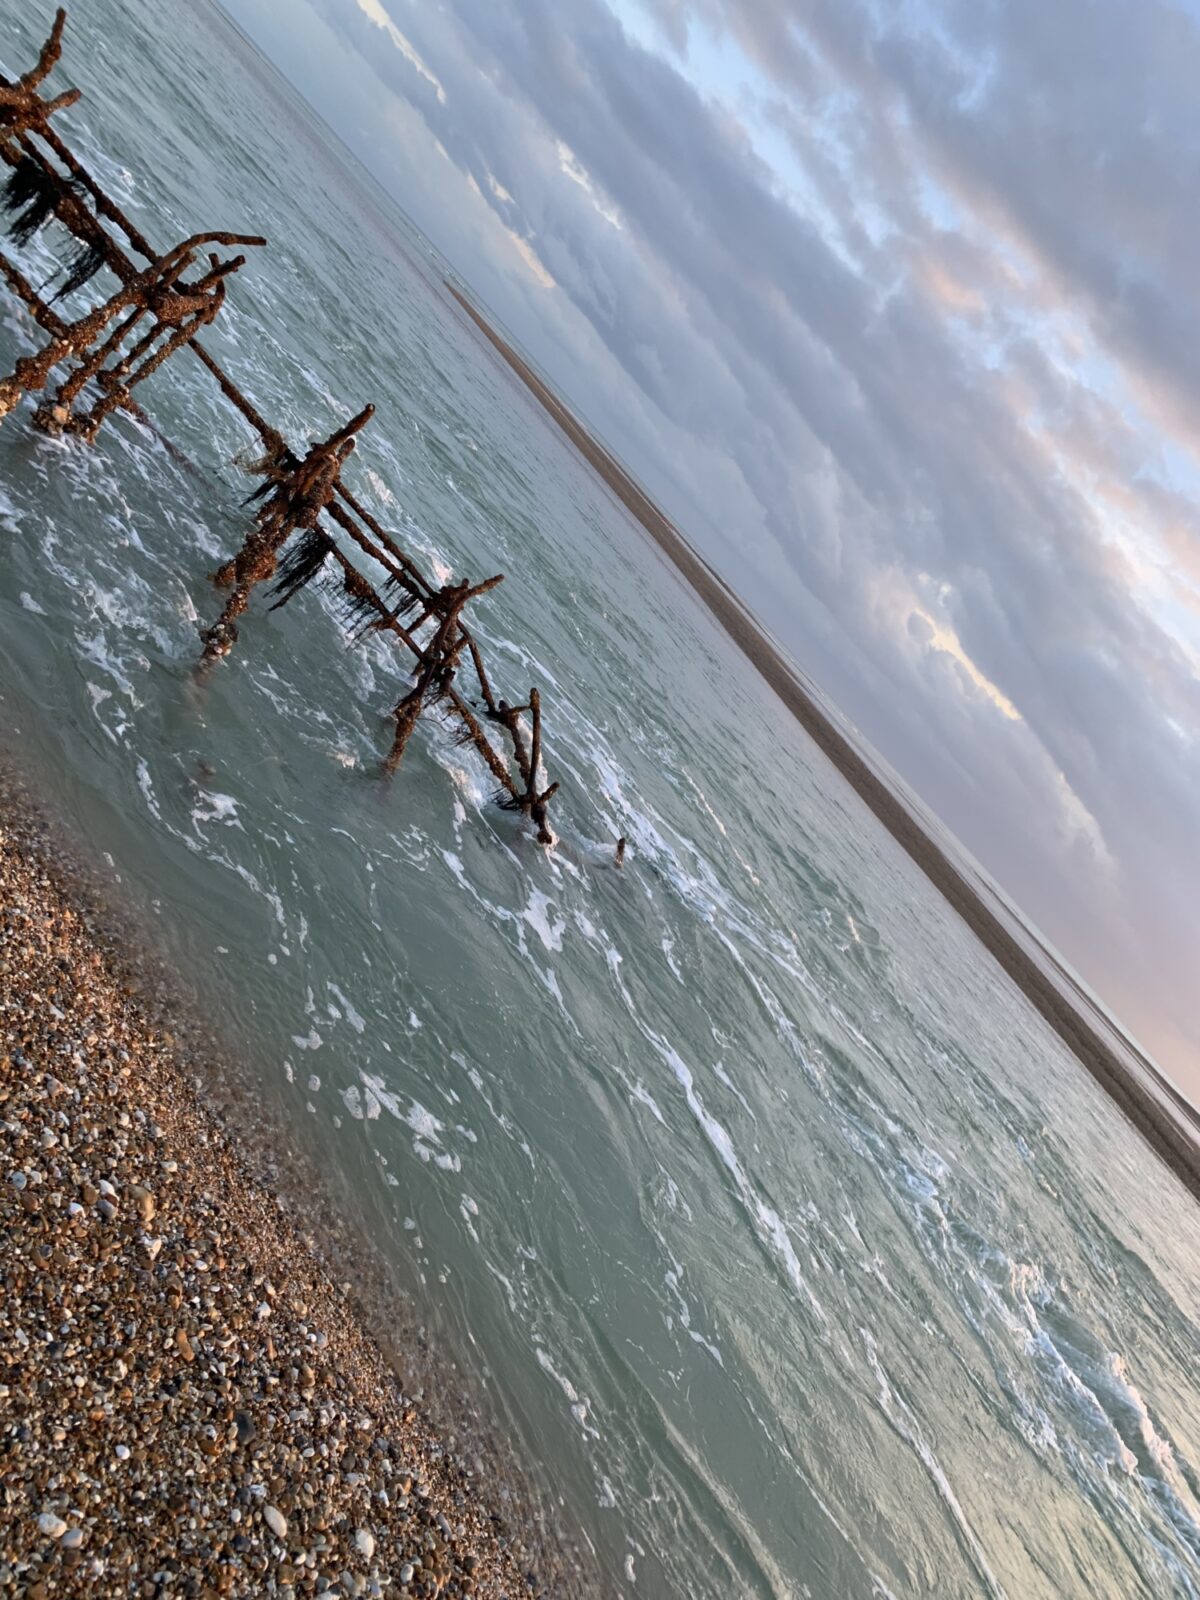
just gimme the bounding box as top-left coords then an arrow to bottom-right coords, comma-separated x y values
0,776 -> 565,1600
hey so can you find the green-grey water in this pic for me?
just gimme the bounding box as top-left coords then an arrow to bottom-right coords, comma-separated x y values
2,4 -> 1200,1594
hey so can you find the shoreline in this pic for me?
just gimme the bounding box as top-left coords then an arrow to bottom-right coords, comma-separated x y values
0,768 -> 586,1599
444,282 -> 1200,1205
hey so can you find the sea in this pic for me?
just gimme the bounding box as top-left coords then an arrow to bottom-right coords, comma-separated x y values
2,3 -> 1200,1595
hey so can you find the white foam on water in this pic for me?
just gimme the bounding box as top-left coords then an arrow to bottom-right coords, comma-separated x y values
364,468 -> 398,506
327,982 -> 367,1034
680,768 -> 762,888
862,1330 -> 1007,1600
660,934 -> 684,983
405,1100 -> 443,1142
226,861 -> 288,933
534,1346 -> 599,1438
523,888 -> 565,952
341,1085 -> 366,1120
486,1263 -> 521,1314
663,1265 -> 723,1366
135,758 -> 162,821
191,791 -> 241,830
644,1027 -> 824,1323
0,485 -> 22,529
629,1081 -> 666,1124
711,1061 -> 755,1120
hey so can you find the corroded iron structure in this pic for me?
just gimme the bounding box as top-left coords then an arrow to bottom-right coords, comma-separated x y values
0,10 -> 559,842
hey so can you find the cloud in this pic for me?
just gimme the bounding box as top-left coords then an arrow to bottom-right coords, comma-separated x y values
909,611 -> 1022,724
556,141 -> 624,230
224,0 -> 1200,1087
504,225 -> 557,290
352,0 -> 446,102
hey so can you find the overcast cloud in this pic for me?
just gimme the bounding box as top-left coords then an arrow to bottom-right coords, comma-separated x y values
223,0 -> 1200,1087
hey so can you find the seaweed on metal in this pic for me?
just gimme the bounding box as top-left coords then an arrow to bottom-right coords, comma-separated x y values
334,566 -> 385,637
268,526 -> 334,610
2,156 -> 78,247
48,237 -> 106,300
0,8 -> 561,845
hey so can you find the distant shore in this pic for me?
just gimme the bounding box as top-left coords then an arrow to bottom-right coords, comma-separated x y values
0,770 -> 579,1599
446,282 -> 1200,1205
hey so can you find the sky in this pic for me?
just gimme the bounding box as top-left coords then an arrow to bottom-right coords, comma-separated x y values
221,0 -> 1199,1090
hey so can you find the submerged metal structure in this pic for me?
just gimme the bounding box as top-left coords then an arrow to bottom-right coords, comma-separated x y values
0,9 -> 559,842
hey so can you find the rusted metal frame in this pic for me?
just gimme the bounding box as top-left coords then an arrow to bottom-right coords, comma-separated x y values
74,295 -> 224,442
381,592 -> 463,773
0,230 -> 263,421
407,574 -> 505,640
199,512 -> 294,663
0,135 -> 137,287
460,629 -> 499,715
527,687 -> 543,801
0,16 -> 143,279
0,10 -> 80,131
187,338 -> 285,453
318,554 -> 512,797
322,520 -> 519,793
332,555 -> 517,792
0,8 -> 69,100
325,498 -> 426,612
0,246 -> 67,337
319,404 -> 374,456
27,123 -> 156,263
0,14 -> 555,834
364,576 -> 518,793
0,266 -> 145,418
70,254 -> 248,441
333,480 -> 435,601
94,309 -> 162,385
483,695 -> 534,794
0,244 -> 163,437
200,435 -> 352,661
0,136 -> 267,449
458,625 -> 557,827
29,298 -> 148,434
46,245 -> 196,416
482,679 -> 558,840
323,541 -> 423,658
442,686 -> 520,797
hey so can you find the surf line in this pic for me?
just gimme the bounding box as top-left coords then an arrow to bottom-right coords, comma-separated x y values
0,8 -> 559,845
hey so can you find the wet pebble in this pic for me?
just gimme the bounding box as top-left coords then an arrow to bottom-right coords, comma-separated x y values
0,782 -> 572,1600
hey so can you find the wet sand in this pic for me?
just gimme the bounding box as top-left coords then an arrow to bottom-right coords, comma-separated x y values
0,771 -> 580,1599
445,283 -> 1200,1205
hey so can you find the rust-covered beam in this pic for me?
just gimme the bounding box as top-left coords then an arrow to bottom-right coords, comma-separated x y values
0,13 -> 560,840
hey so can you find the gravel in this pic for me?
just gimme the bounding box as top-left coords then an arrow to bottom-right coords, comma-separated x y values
0,781 -> 576,1599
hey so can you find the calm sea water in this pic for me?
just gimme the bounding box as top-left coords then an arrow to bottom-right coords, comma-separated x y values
2,4 -> 1200,1595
